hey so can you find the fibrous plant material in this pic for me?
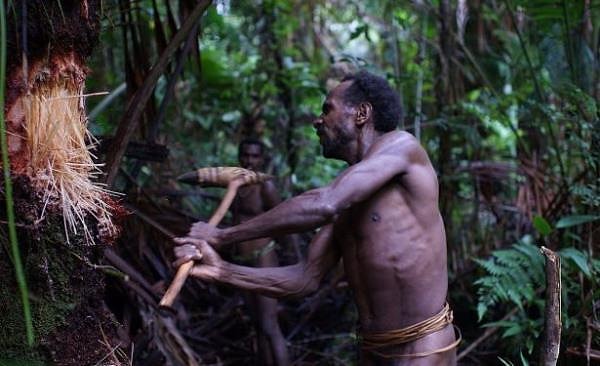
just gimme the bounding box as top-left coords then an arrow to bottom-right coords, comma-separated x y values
22,80 -> 116,245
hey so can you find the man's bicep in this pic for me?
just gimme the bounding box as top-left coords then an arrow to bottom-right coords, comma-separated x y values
326,150 -> 412,209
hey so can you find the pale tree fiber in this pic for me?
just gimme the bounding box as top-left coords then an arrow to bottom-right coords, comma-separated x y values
5,0 -> 116,245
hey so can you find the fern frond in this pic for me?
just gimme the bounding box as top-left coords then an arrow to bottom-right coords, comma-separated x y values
475,241 -> 545,321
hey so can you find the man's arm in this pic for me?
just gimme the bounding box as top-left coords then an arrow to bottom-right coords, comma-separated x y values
176,224 -> 340,298
189,132 -> 425,247
261,179 -> 282,209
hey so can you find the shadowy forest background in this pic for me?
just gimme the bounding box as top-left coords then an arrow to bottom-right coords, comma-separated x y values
0,0 -> 599,365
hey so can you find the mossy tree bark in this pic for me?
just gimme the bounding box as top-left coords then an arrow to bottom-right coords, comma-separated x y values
1,1 -> 123,364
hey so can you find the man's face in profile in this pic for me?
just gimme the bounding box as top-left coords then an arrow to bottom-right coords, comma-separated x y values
314,81 -> 356,160
239,143 -> 264,171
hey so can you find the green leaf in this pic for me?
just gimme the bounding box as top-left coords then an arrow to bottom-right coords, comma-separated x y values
502,324 -> 523,338
532,215 -> 552,236
555,215 -> 600,229
477,302 -> 487,321
221,110 -> 241,123
520,351 -> 530,366
559,248 -> 591,277
204,6 -> 224,29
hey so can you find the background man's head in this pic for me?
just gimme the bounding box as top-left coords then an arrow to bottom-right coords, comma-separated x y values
341,70 -> 403,132
238,138 -> 265,171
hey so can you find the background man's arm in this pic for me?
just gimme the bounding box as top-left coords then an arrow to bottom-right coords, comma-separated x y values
261,179 -> 282,209
187,224 -> 339,298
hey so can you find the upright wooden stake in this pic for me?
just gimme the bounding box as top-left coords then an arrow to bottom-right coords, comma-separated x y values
540,246 -> 561,366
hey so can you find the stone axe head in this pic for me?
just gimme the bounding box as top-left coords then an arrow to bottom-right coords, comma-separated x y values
177,166 -> 272,188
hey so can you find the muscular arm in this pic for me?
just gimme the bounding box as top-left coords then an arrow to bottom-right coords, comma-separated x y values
189,224 -> 339,298
212,132 -> 426,246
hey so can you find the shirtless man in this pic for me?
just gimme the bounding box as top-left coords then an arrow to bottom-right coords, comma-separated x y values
175,70 -> 458,365
231,138 -> 290,365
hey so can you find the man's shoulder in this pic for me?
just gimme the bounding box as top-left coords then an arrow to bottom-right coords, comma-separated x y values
369,130 -> 421,156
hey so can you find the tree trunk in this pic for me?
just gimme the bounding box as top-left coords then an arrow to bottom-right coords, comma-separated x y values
436,0 -> 463,229
1,1 -> 123,364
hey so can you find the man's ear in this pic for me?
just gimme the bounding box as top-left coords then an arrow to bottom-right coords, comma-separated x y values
355,102 -> 372,127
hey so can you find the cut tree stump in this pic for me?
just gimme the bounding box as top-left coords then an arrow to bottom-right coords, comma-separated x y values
540,246 -> 561,366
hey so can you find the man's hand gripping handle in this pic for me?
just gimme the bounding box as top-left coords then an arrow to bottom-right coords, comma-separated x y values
159,178 -> 242,308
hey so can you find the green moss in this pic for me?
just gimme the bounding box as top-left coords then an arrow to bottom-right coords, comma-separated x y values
0,212 -> 95,361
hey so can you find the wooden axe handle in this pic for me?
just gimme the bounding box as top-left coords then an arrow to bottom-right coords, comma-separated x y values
159,179 -> 243,308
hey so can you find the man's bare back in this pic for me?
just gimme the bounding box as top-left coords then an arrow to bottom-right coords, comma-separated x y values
174,71 -> 457,365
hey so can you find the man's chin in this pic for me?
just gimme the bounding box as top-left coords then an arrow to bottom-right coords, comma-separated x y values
321,146 -> 340,160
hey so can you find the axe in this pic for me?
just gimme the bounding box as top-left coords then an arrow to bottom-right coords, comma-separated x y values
159,167 -> 272,308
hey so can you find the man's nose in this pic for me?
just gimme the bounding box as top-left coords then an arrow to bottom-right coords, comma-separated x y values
313,116 -> 323,129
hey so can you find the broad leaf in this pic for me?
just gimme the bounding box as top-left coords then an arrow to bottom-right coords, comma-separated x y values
556,215 -> 600,229
533,215 -> 552,236
560,248 -> 592,277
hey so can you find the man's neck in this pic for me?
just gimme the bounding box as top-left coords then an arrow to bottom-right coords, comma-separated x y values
347,126 -> 382,165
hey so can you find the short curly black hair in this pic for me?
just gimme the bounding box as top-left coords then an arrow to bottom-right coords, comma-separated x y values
341,71 -> 403,132
238,137 -> 265,155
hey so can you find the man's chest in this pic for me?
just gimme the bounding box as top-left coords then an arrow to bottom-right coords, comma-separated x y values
338,183 -> 409,233
332,183 -> 425,263
234,185 -> 265,217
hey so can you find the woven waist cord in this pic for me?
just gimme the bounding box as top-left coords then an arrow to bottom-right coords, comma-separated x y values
361,303 -> 461,359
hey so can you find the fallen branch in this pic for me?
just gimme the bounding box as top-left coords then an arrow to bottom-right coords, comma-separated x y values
104,247 -> 159,299
566,346 -> 600,361
124,203 -> 176,238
